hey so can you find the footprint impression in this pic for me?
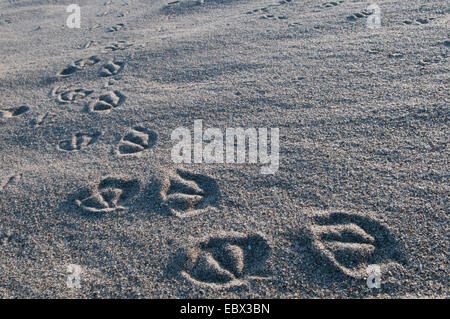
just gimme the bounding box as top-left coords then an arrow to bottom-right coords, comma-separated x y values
56,56 -> 101,77
245,0 -> 292,20
58,132 -> 101,152
103,41 -> 133,53
159,169 -> 220,218
99,60 -> 125,77
346,9 -> 373,22
403,17 -> 436,26
50,86 -> 94,104
107,23 -> 126,32
0,174 -> 21,192
307,210 -> 405,278
87,90 -> 126,112
321,1 -> 344,8
117,126 -> 157,156
178,232 -> 271,287
0,106 -> 29,119
74,177 -> 140,213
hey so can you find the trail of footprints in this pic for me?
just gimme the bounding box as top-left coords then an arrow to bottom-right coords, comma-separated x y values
244,0 -> 346,25
50,37 -> 135,153
9,2 -> 406,291
71,170 -> 269,288
57,125 -> 156,155
54,41 -> 130,115
70,167 -> 403,288
403,17 -> 436,26
51,40 -> 151,155
176,210 -> 403,287
103,40 -> 133,53
57,56 -> 125,80
75,169 -> 218,217
247,0 -> 431,29
245,0 -> 293,21
418,55 -> 445,67
346,9 -> 373,22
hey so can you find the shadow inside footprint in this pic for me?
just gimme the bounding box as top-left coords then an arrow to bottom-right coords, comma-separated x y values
0,106 -> 30,119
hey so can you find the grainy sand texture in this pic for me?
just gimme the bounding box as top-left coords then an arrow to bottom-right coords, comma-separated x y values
0,0 -> 448,298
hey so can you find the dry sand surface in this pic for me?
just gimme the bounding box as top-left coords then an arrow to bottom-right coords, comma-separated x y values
0,0 -> 448,298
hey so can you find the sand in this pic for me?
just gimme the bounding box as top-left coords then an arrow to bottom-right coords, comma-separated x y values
0,0 -> 448,298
